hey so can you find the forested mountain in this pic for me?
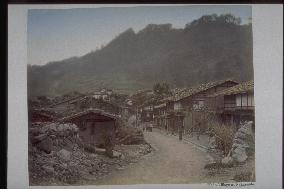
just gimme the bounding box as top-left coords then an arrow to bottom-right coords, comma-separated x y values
28,14 -> 253,97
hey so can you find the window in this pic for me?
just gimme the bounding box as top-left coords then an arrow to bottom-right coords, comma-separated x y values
174,102 -> 182,110
242,94 -> 248,107
251,95 -> 255,106
247,94 -> 251,106
236,94 -> 242,107
248,93 -> 254,107
193,100 -> 204,110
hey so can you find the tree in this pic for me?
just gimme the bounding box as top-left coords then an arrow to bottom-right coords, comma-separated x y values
153,83 -> 162,94
153,82 -> 170,95
185,14 -> 242,30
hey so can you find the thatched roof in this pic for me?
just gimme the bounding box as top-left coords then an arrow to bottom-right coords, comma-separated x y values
165,79 -> 238,102
209,80 -> 254,97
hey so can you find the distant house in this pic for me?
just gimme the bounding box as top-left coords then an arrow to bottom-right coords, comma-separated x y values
153,103 -> 167,129
206,80 -> 254,125
60,108 -> 119,148
93,88 -> 113,101
140,105 -> 154,123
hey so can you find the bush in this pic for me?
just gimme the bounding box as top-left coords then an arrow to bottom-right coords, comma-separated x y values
186,112 -> 237,155
208,120 -> 237,155
115,126 -> 145,145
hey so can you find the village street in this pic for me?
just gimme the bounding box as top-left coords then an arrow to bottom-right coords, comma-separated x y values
93,129 -> 230,185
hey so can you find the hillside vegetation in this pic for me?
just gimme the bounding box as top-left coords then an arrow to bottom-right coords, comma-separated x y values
28,14 -> 253,97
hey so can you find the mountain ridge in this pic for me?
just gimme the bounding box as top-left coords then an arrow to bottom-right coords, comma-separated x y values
28,14 -> 253,97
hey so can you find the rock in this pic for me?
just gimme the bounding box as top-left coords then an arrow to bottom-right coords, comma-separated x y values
223,121 -> 254,164
112,151 -> 122,158
95,147 -> 106,155
31,134 -> 47,144
232,147 -> 248,163
120,154 -> 125,160
42,165 -> 54,174
57,149 -> 71,161
90,153 -> 98,158
37,137 -> 53,153
29,127 -> 41,136
208,136 -> 217,149
63,138 -> 73,151
221,156 -> 233,164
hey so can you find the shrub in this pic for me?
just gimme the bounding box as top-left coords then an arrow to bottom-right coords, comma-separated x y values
115,126 -> 145,145
211,122 -> 237,154
186,112 -> 237,155
208,120 -> 237,155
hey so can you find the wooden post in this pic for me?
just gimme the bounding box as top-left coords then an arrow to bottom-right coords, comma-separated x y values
172,117 -> 174,135
135,108 -> 138,127
179,116 -> 183,141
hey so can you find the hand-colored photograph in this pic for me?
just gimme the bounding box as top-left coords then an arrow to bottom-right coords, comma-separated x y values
27,5 -> 255,186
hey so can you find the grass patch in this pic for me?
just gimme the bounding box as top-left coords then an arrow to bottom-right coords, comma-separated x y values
233,171 -> 255,182
204,162 -> 235,170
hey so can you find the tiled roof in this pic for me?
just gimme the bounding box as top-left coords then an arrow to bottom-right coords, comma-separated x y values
60,108 -> 120,122
209,80 -> 254,97
165,79 -> 238,102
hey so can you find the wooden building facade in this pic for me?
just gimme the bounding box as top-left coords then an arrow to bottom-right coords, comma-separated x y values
140,105 -> 154,123
60,109 -> 119,148
206,80 -> 254,125
152,80 -> 239,134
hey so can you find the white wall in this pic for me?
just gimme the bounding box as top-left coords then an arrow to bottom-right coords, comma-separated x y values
174,102 -> 182,110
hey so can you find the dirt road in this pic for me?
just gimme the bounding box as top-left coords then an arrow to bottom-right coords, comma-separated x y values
93,129 -> 226,185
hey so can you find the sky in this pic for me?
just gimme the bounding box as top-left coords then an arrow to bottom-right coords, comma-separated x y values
28,5 -> 251,66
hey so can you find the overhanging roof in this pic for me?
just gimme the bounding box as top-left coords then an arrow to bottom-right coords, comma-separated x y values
165,79 -> 238,102
209,80 -> 254,97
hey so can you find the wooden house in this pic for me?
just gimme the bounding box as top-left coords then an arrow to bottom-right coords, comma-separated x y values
153,103 -> 167,129
79,97 -> 121,115
92,88 -> 113,101
140,105 -> 154,123
165,111 -> 185,139
167,79 -> 238,111
162,79 -> 239,133
49,95 -> 122,117
206,80 -> 254,125
60,108 -> 119,148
